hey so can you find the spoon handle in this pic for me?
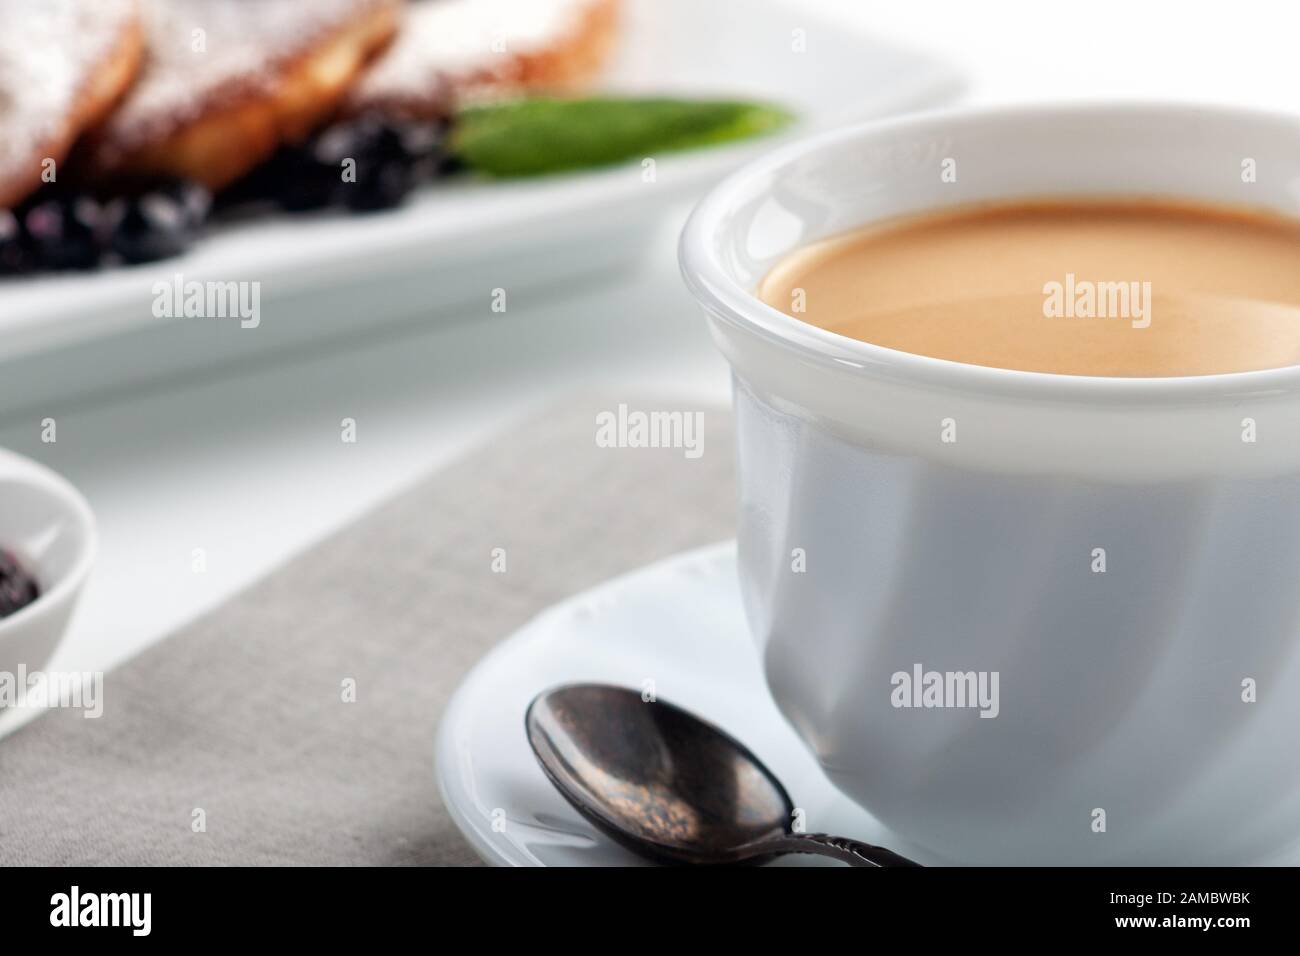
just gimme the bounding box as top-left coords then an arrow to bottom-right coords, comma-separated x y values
752,832 -> 922,867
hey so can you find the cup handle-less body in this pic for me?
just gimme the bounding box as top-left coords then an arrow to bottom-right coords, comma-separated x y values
681,104 -> 1300,865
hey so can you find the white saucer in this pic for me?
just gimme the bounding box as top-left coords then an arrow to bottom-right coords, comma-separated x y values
439,543 -> 1300,866
435,542 -> 936,866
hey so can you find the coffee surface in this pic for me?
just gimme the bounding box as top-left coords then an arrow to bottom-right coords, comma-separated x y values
758,200 -> 1300,376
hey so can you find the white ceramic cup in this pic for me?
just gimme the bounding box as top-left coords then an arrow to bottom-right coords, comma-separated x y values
680,103 -> 1300,865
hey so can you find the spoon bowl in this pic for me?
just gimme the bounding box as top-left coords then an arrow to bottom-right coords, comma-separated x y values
526,683 -> 919,866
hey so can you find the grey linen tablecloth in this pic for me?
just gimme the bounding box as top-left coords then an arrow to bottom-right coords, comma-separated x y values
0,398 -> 734,865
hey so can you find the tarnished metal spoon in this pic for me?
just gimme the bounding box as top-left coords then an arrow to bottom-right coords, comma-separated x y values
525,683 -> 920,867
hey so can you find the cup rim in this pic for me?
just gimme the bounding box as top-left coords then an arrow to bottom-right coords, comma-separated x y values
679,100 -> 1300,405
0,449 -> 97,642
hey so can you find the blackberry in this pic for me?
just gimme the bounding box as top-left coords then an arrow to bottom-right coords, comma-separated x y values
23,195 -> 103,271
107,179 -> 211,264
0,549 -> 39,619
0,208 -> 33,275
269,142 -> 347,212
343,157 -> 416,212
250,114 -> 445,213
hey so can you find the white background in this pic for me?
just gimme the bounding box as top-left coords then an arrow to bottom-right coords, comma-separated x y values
3,0 -> 1299,729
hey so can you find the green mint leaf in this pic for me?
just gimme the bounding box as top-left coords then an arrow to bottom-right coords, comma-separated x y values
451,96 -> 794,177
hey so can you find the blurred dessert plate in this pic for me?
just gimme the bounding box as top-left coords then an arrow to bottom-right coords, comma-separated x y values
0,0 -> 962,382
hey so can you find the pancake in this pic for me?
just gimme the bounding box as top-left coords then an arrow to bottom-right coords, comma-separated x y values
0,0 -> 142,209
85,0 -> 401,190
348,0 -> 620,120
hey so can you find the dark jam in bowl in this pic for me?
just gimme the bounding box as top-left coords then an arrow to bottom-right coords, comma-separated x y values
0,549 -> 39,619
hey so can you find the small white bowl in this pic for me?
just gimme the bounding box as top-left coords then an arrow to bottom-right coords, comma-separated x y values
0,449 -> 96,679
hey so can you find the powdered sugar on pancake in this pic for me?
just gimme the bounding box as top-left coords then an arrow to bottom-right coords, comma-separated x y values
0,0 -> 135,199
352,0 -> 602,112
98,0 -> 388,156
